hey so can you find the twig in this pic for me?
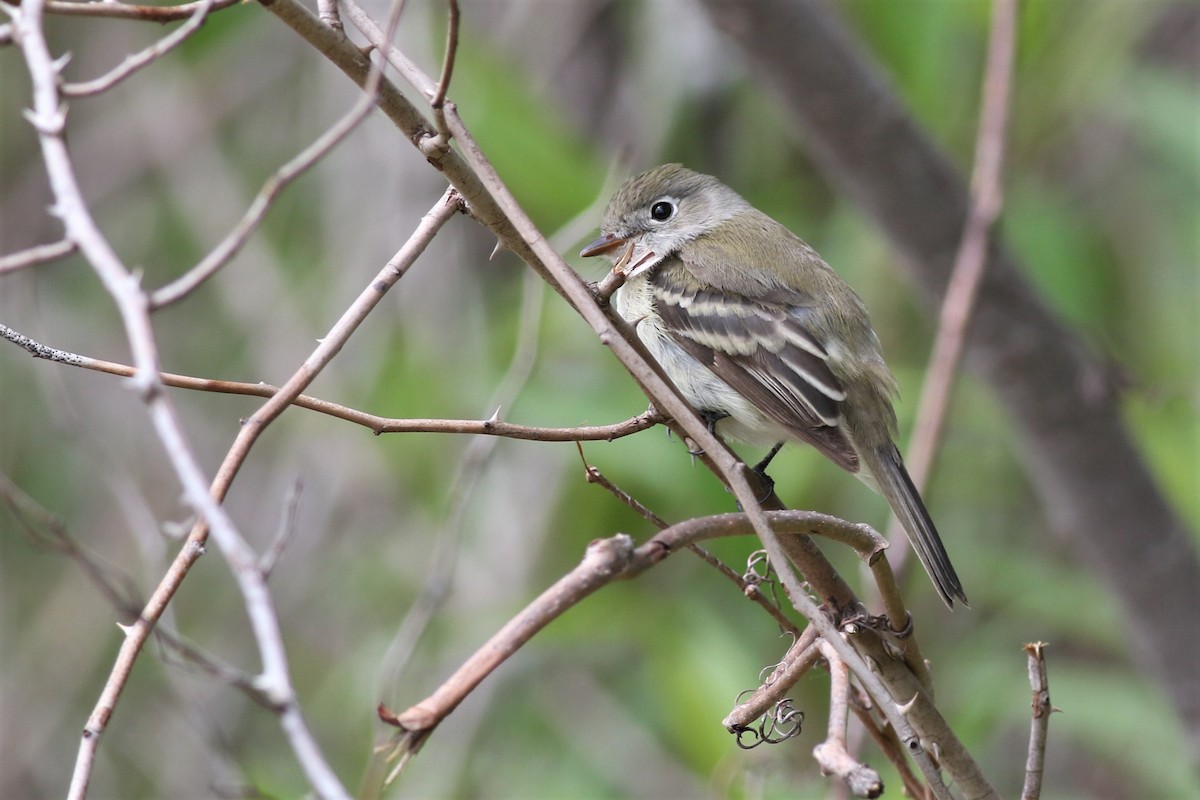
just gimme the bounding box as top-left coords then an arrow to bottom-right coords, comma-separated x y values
65,188 -> 459,799
1022,642 -> 1053,800
317,0 -> 343,31
850,700 -> 927,800
888,0 -> 1018,573
813,641 -> 884,798
0,320 -> 664,441
61,0 -> 214,97
43,0 -> 238,21
575,443 -> 667,526
376,262 -> 545,703
377,509 -> 927,776
378,533 -> 640,776
338,0 -> 436,98
12,2 -> 342,794
430,0 -> 459,138
723,626 -> 821,737
258,477 -> 304,579
0,470 -> 143,619
751,533 -> 956,800
0,238 -> 77,273
149,47 -> 388,309
156,629 -> 275,708
577,447 -> 800,634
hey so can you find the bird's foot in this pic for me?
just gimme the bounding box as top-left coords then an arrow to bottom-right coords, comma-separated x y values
685,410 -> 730,456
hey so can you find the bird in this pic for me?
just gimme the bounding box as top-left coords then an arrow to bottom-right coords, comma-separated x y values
580,163 -> 967,608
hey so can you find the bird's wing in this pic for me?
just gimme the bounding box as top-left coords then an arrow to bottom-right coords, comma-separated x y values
653,263 -> 860,472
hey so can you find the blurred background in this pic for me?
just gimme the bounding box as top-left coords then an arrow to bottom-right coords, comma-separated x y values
1,0 -> 1197,798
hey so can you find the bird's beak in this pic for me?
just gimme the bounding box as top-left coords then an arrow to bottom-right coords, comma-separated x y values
580,232 -> 630,258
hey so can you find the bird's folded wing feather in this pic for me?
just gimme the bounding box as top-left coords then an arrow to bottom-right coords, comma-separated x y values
653,265 -> 860,472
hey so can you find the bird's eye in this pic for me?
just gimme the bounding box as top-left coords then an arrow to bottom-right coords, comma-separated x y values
650,200 -> 675,222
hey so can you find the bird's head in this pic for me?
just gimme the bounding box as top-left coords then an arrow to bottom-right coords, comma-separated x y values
580,164 -> 748,277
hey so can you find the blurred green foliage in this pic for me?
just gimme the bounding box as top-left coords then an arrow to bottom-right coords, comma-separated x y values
1,0 -> 1197,798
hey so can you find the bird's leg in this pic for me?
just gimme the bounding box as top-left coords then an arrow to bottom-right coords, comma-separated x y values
745,442 -> 786,503
732,445 -> 783,509
753,441 -> 786,474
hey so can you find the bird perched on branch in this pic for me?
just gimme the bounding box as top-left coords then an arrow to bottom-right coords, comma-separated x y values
581,164 -> 966,608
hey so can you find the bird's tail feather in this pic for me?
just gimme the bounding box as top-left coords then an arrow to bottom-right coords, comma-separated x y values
870,444 -> 967,608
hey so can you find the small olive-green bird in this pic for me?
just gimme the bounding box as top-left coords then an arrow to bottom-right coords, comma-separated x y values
581,164 -> 966,608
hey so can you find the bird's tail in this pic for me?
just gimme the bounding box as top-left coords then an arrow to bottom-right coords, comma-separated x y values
869,444 -> 967,608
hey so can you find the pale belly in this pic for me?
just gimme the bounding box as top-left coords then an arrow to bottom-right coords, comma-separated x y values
615,277 -> 788,446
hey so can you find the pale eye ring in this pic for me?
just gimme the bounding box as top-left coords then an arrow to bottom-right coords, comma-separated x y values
649,200 -> 675,222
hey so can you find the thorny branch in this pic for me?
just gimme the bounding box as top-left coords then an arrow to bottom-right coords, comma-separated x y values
11,0 -> 349,795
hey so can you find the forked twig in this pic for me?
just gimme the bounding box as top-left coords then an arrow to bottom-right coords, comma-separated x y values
61,0 -> 215,97
813,641 -> 884,798
577,447 -> 801,634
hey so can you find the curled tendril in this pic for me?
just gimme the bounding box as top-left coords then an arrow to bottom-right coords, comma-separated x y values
731,699 -> 805,750
744,549 -> 772,584
743,549 -> 790,609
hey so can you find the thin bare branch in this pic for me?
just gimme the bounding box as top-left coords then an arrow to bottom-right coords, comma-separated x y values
851,699 -> 927,800
430,0 -> 459,138
149,70 -> 383,309
378,533 -> 640,774
13,0 -> 348,794
66,187 -> 459,799
43,0 -> 238,21
723,626 -> 821,736
576,443 -> 668,526
1022,642 -> 1053,800
813,641 -> 884,798
61,0 -> 214,97
377,509 -> 930,778
0,238 -> 77,273
156,629 -> 274,708
888,0 -> 1018,571
339,0 -> 437,99
258,478 -> 304,579
577,447 -> 801,633
0,471 -> 144,618
0,320 -> 663,441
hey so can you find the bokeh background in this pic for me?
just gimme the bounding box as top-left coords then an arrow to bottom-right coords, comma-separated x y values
1,0 -> 1197,798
